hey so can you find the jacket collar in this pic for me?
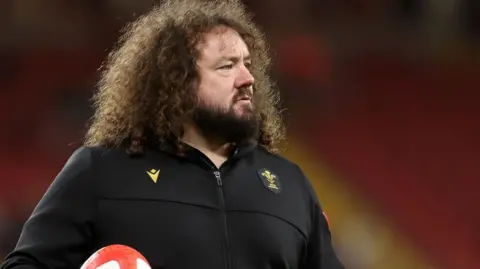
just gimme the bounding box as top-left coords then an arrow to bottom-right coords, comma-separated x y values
158,137 -> 258,160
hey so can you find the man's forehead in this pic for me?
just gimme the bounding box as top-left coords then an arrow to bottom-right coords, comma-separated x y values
199,26 -> 249,54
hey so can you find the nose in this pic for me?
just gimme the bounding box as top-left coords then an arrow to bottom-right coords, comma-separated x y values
234,65 -> 255,89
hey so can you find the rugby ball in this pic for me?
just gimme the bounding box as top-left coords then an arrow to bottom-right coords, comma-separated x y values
80,244 -> 151,269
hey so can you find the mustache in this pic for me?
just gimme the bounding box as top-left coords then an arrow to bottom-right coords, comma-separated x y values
234,87 -> 253,101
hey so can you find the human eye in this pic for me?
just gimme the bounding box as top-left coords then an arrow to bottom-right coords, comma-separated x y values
219,64 -> 233,69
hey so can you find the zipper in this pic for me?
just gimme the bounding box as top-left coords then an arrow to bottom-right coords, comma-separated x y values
214,170 -> 232,269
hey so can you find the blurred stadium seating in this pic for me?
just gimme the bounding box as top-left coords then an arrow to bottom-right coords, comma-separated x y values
1,1 -> 479,268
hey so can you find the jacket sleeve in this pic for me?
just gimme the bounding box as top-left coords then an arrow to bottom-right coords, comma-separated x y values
304,203 -> 345,269
301,172 -> 344,269
0,147 -> 98,269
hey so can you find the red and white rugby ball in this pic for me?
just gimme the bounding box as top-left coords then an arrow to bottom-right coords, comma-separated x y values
80,244 -> 151,269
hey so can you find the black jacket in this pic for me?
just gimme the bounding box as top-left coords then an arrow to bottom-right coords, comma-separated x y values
0,142 -> 344,269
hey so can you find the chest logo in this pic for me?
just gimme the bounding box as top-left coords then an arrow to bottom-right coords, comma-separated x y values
257,168 -> 281,194
146,169 -> 160,183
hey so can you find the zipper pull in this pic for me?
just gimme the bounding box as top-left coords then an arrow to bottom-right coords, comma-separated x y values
214,171 -> 222,186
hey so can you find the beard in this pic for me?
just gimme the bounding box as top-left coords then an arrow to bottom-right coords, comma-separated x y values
191,98 -> 260,145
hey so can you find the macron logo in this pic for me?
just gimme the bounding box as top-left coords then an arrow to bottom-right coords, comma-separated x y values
146,169 -> 160,183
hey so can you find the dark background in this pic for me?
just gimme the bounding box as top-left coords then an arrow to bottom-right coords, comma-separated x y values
1,1 -> 479,268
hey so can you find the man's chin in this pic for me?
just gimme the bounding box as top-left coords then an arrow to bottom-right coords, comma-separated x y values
234,111 -> 255,122
191,103 -> 259,143
233,105 -> 254,117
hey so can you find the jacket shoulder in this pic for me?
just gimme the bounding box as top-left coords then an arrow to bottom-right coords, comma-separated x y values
60,145 -> 131,175
254,146 -> 302,171
79,145 -> 131,161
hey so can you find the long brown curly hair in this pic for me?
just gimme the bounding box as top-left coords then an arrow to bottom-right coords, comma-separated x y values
84,0 -> 286,155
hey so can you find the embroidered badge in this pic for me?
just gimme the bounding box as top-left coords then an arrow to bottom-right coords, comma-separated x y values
257,168 -> 281,194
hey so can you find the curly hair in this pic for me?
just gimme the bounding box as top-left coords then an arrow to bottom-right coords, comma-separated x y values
84,0 -> 286,155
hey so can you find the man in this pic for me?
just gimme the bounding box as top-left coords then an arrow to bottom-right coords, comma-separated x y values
1,0 -> 344,268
